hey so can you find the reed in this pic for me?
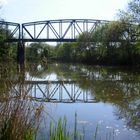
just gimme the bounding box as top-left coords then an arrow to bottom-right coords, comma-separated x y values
0,89 -> 43,140
48,114 -> 115,140
49,117 -> 71,140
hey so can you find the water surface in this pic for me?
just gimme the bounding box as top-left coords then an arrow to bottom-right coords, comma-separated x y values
0,62 -> 140,140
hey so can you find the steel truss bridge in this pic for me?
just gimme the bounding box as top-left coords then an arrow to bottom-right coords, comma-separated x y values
0,19 -> 139,63
0,19 -> 110,42
9,80 -> 98,103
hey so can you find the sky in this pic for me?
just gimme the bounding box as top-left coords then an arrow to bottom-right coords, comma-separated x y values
0,0 -> 129,24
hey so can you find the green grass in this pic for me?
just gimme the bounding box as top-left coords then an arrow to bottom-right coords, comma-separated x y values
48,113 -> 115,140
48,114 -> 79,140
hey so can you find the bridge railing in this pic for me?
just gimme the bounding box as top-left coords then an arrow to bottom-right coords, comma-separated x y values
0,21 -> 20,42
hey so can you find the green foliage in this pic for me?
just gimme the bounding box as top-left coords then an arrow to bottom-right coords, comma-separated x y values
55,42 -> 78,62
0,25 -> 17,61
48,113 -> 115,140
54,19 -> 140,66
118,0 -> 140,23
52,0 -> 140,66
49,118 -> 70,140
26,43 -> 54,62
0,43 -> 17,61
49,114 -> 82,140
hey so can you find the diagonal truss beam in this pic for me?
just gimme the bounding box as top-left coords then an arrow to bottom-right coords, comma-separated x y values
8,80 -> 98,103
1,19 -> 139,43
0,21 -> 20,41
22,19 -> 110,42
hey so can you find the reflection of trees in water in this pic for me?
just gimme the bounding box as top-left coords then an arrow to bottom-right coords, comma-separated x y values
42,63 -> 140,136
114,99 -> 140,136
116,82 -> 140,96
49,63 -> 140,96
30,63 -> 140,104
1,62 -> 140,138
26,62 -> 49,78
0,63 -> 19,98
0,62 -> 18,80
69,64 -> 140,136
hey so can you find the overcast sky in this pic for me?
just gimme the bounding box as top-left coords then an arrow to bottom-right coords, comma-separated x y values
0,0 -> 129,23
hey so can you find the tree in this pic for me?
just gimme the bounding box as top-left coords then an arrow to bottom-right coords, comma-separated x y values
26,43 -> 54,62
0,25 -> 17,61
118,0 -> 140,23
55,42 -> 77,61
117,0 -> 140,65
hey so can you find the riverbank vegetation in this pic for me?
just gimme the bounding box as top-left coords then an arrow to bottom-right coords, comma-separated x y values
26,43 -> 55,63
53,21 -> 140,66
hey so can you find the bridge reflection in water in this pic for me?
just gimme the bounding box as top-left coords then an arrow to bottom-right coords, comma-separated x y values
11,80 -> 98,103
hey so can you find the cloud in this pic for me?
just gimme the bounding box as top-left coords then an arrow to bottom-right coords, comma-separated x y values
0,0 -> 8,6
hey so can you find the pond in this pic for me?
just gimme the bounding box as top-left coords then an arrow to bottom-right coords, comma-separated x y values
0,62 -> 140,140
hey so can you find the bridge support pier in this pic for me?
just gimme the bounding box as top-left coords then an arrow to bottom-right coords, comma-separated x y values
17,41 -> 25,65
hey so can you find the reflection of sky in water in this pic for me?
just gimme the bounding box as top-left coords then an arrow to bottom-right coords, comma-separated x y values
39,102 -> 139,140
26,72 -> 58,81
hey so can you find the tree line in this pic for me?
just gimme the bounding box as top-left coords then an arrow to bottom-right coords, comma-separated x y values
53,0 -> 140,65
54,21 -> 140,65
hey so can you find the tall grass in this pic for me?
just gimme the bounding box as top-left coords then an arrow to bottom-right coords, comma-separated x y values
0,96 -> 115,140
49,117 -> 70,140
49,116 -> 78,140
0,85 -> 43,140
48,113 -> 115,140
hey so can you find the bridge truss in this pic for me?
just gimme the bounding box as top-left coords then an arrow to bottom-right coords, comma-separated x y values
22,19 -> 109,42
0,21 -> 20,42
0,19 -> 140,43
0,19 -> 110,42
10,80 -> 98,103
0,19 -> 139,64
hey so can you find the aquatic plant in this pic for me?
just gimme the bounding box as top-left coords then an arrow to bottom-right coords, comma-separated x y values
0,91 -> 43,140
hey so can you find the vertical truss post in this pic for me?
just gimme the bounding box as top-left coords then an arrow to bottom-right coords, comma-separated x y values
59,83 -> 62,101
83,21 -> 85,33
73,20 -> 75,39
6,23 -> 8,40
59,21 -> 62,39
34,24 -> 36,39
47,22 -> 49,39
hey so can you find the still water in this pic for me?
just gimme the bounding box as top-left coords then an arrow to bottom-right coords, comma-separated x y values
0,62 -> 140,140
